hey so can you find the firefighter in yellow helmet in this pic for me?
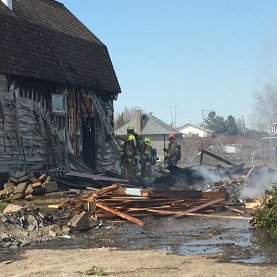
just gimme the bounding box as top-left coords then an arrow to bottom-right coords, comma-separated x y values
120,134 -> 141,179
140,137 -> 153,182
126,125 -> 141,153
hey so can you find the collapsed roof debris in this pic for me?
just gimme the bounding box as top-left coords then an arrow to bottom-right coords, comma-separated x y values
1,149 -> 277,249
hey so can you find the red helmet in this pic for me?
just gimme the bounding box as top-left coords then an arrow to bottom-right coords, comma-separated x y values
169,132 -> 176,139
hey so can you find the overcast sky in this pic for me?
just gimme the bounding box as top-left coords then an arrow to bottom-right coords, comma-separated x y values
61,0 -> 277,127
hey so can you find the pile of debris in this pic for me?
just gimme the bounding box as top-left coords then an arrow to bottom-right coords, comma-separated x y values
250,185 -> 277,230
0,233 -> 31,249
58,184 -> 243,226
0,203 -> 78,248
0,173 -> 58,200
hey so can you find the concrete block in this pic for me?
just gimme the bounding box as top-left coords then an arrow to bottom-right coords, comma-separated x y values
62,226 -> 71,233
25,194 -> 33,201
13,182 -> 28,199
25,184 -> 33,195
13,182 -> 28,194
47,224 -> 60,237
38,174 -> 47,182
8,176 -> 18,185
68,211 -> 90,231
29,177 -> 41,184
0,190 -> 6,197
43,181 -> 58,193
18,175 -> 28,183
32,182 -> 42,189
49,229 -> 57,238
3,204 -> 23,214
4,183 -> 15,195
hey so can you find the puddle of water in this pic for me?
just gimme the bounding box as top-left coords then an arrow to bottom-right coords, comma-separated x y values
2,217 -> 276,265
0,249 -> 23,263
231,254 -> 265,264
156,244 -> 222,256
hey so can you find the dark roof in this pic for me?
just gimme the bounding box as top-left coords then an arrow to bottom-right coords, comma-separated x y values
0,0 -> 121,93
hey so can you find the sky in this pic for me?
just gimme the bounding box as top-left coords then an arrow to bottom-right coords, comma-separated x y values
61,0 -> 277,127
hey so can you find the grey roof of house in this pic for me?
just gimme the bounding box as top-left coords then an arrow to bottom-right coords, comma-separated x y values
115,113 -> 180,135
177,123 -> 214,133
0,0 -> 121,93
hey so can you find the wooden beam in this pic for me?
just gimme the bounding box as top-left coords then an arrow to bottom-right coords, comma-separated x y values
202,191 -> 226,200
95,201 -> 144,225
150,189 -> 202,199
200,149 -> 237,167
92,184 -> 120,198
172,198 -> 225,219
223,206 -> 244,215
185,213 -> 251,220
138,209 -> 250,220
84,184 -> 120,202
244,166 -> 255,180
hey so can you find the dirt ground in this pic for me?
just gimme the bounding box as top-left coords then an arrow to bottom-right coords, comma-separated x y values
1,208 -> 277,276
0,248 -> 276,277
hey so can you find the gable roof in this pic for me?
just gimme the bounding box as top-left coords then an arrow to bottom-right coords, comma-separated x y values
115,113 -> 178,135
0,0 -> 121,93
177,123 -> 214,133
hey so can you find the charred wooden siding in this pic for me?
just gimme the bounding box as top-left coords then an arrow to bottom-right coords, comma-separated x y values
0,75 -> 65,171
0,0 -> 121,173
0,74 -> 117,173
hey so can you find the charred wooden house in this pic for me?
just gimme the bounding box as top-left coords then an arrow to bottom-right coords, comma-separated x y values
0,0 -> 121,173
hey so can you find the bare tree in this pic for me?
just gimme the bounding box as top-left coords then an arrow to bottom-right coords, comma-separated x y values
236,118 -> 246,135
114,107 -> 144,130
250,84 -> 277,132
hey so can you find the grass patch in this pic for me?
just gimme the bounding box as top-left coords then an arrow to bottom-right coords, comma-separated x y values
0,199 -> 12,213
83,266 -> 109,276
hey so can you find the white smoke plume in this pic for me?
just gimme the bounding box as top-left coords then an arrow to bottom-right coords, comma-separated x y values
240,166 -> 277,198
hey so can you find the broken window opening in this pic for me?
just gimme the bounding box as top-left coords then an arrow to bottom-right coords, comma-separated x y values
52,94 -> 67,114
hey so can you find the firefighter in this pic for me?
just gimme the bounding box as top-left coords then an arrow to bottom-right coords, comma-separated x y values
120,134 -> 137,179
163,131 -> 180,167
120,134 -> 141,180
140,137 -> 153,182
126,125 -> 141,153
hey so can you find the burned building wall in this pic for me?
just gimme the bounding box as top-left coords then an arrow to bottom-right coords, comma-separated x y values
0,74 -> 65,173
95,97 -> 116,172
66,88 -> 116,172
0,74 -> 117,174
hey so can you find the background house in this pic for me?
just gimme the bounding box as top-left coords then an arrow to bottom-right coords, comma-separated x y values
177,123 -> 214,138
0,0 -> 121,173
115,110 -> 182,161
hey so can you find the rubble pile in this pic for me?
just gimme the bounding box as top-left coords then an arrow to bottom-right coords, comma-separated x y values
250,185 -> 277,230
0,233 -> 31,249
1,149 -> 275,248
59,184 -> 234,225
1,204 -> 65,231
0,203 -> 71,248
0,173 -> 59,200
213,176 -> 245,202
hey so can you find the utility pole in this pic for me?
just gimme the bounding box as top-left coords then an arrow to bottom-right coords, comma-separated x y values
175,105 -> 177,130
202,110 -> 205,137
202,110 -> 212,137
242,116 -> 246,136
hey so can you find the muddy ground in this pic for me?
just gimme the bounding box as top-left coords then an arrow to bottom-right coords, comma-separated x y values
0,210 -> 277,276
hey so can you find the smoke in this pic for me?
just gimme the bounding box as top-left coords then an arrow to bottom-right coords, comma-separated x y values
173,166 -> 223,191
198,166 -> 222,184
240,167 -> 277,198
